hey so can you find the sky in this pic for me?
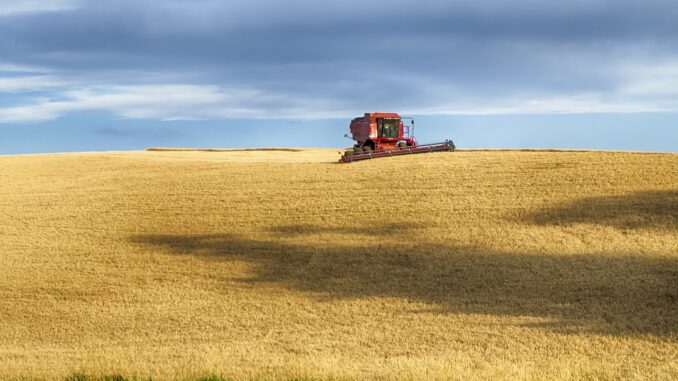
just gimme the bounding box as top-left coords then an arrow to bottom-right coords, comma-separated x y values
0,0 -> 677,154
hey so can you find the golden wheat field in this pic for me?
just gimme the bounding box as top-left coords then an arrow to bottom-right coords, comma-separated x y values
0,148 -> 676,380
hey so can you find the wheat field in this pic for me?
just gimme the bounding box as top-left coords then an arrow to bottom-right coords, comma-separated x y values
0,149 -> 676,380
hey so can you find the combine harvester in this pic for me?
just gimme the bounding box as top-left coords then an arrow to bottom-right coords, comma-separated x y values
339,112 -> 455,163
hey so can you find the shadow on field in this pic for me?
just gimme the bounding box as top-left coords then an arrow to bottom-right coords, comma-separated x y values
527,190 -> 678,230
132,222 -> 678,337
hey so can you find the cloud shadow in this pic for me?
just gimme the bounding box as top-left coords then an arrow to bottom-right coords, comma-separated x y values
131,219 -> 677,338
525,190 -> 678,230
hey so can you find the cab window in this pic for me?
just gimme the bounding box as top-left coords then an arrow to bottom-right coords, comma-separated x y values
377,118 -> 399,138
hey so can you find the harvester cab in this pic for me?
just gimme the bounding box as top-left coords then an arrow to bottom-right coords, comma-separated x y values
339,112 -> 455,163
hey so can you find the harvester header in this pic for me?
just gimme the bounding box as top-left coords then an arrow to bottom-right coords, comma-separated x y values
339,112 -> 455,163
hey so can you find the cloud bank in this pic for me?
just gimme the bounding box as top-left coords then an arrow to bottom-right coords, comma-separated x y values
0,0 -> 677,122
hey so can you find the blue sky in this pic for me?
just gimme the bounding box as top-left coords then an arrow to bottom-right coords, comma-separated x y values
0,0 -> 677,153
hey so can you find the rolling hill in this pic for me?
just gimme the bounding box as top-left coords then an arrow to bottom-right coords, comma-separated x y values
0,149 -> 676,380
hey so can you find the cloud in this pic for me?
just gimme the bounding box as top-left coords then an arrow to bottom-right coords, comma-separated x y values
0,75 -> 65,92
0,78 -> 672,124
0,1 -> 677,121
0,62 -> 53,73
0,84 -> 354,123
415,94 -> 672,116
619,62 -> 678,97
0,0 -> 80,16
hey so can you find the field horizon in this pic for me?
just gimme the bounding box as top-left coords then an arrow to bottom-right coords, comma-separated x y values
0,148 -> 676,380
3,146 -> 676,159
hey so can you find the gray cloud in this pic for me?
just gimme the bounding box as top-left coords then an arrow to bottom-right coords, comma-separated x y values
0,0 -> 80,17
1,0 -> 677,121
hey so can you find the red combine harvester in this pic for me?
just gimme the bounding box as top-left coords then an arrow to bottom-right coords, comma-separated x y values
339,112 -> 455,163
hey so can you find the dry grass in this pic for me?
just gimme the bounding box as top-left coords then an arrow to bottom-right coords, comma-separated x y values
0,149 -> 676,381
146,147 -> 306,152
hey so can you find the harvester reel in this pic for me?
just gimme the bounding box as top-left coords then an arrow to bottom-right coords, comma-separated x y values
339,140 -> 456,163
